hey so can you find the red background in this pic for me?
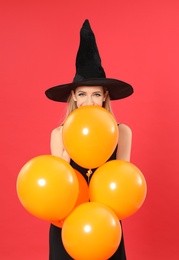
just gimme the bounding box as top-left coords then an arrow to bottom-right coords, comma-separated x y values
1,1 -> 179,259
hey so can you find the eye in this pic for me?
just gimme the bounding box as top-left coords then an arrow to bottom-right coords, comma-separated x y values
78,92 -> 86,97
93,93 -> 102,97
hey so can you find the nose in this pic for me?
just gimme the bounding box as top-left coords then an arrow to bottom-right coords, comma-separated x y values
85,96 -> 94,105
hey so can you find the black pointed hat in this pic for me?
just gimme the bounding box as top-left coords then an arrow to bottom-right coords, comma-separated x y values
45,19 -> 133,102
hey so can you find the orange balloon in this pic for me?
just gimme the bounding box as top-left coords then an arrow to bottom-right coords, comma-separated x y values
74,169 -> 89,206
89,160 -> 147,219
62,106 -> 118,169
62,202 -> 121,260
16,155 -> 79,221
52,169 -> 89,228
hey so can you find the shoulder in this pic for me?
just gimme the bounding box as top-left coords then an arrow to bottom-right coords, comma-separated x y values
50,125 -> 67,158
117,123 -> 132,144
51,125 -> 62,135
51,126 -> 63,140
118,123 -> 132,137
116,123 -> 132,161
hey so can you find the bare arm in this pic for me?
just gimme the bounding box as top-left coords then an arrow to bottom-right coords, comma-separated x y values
50,126 -> 70,163
116,124 -> 132,162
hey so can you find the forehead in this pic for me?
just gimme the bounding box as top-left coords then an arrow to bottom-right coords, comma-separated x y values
75,86 -> 104,92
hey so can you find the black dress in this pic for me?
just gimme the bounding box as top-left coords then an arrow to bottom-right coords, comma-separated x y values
49,147 -> 127,260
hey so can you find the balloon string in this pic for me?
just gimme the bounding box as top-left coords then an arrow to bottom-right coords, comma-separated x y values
86,169 -> 93,184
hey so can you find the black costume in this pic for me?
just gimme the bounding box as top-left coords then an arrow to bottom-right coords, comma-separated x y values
49,146 -> 127,260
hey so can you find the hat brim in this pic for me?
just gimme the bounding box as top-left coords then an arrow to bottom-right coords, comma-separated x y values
45,78 -> 133,102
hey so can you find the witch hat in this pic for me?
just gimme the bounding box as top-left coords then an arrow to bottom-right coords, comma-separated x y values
45,19 -> 133,102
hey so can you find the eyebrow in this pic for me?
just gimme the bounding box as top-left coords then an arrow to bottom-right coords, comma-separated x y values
76,90 -> 103,94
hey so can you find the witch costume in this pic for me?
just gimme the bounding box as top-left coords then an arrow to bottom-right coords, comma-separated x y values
45,19 -> 133,260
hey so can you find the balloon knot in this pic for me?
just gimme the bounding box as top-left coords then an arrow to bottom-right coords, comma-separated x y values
86,169 -> 93,183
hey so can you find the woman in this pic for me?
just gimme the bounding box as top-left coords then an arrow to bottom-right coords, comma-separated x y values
45,19 -> 133,260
